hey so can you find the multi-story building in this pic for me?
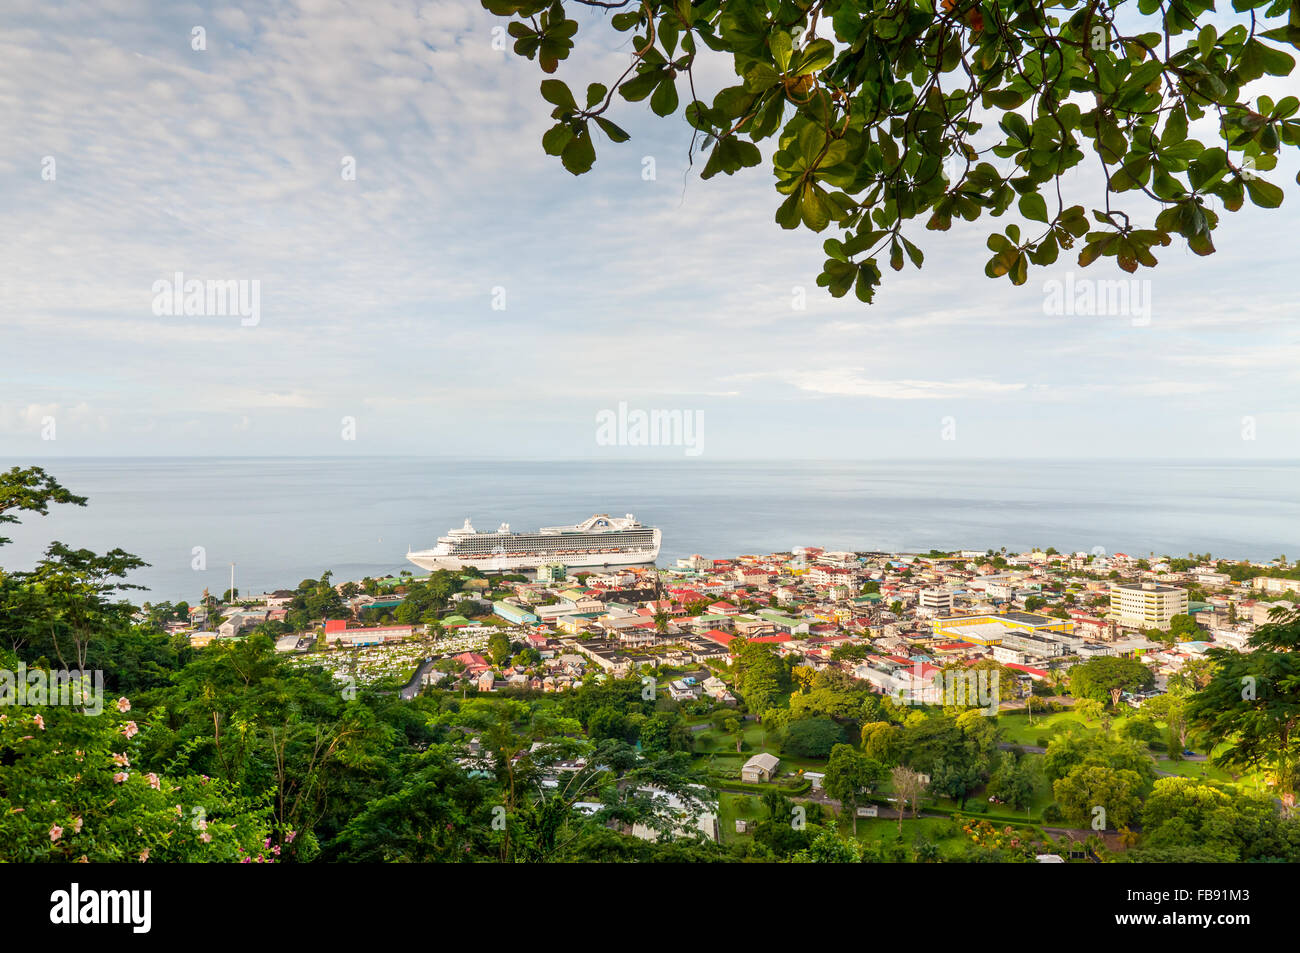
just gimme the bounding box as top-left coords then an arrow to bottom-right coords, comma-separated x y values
1109,582 -> 1188,630
1253,576 -> 1299,596
918,588 -> 954,615
537,563 -> 568,584
809,564 -> 856,588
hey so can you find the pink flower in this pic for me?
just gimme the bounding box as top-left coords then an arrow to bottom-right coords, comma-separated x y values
175,805 -> 183,817
264,837 -> 272,849
33,714 -> 45,730
73,817 -> 83,834
121,721 -> 138,740
116,697 -> 131,713
112,752 -> 130,767
285,829 -> 296,843
145,773 -> 160,790
113,771 -> 129,784
199,832 -> 211,844
49,824 -> 63,842
138,849 -> 150,862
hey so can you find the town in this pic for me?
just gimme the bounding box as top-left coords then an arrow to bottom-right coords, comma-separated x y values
135,544 -> 1299,862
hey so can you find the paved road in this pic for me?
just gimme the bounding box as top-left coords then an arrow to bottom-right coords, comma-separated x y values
400,657 -> 435,699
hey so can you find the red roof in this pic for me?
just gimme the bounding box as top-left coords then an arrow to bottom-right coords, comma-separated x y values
702,629 -> 735,645
750,634 -> 791,643
1004,662 -> 1050,678
454,652 -> 489,668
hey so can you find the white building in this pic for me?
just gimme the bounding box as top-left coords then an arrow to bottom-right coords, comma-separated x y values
1110,582 -> 1188,631
918,589 -> 954,615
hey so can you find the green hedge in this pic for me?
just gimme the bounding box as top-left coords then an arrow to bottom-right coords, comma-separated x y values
716,779 -> 812,797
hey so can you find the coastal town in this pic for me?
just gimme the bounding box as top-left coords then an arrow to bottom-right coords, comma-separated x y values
163,546 -> 1292,696
135,543 -> 1298,860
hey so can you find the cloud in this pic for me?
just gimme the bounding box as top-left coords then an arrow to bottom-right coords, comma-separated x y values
734,368 -> 1027,400
0,1 -> 1296,457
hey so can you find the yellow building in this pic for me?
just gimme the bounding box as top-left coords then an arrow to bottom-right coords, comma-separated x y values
931,610 -> 1075,645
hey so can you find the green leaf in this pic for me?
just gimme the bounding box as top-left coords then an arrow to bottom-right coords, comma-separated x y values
542,123 -> 574,156
560,126 -> 596,175
776,191 -> 801,230
1244,176 -> 1284,208
619,70 -> 662,102
650,77 -> 679,117
800,183 -> 831,232
540,79 -> 576,110
593,117 -> 629,143
792,38 -> 834,75
769,31 -> 793,72
1018,192 -> 1049,223
901,236 -> 924,268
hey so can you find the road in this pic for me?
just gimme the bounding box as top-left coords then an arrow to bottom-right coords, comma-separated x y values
400,657 -> 435,699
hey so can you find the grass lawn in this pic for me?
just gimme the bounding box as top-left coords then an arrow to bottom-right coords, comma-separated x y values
996,709 -> 1104,746
844,816 -> 972,858
691,724 -> 829,774
717,791 -> 763,844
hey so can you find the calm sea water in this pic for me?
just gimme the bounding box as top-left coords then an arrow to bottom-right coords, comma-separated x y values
1,457 -> 1296,603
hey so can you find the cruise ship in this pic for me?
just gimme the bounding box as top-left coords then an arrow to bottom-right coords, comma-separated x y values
406,514 -> 662,572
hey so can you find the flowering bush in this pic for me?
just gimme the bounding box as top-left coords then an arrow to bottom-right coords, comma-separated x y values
0,697 -> 273,862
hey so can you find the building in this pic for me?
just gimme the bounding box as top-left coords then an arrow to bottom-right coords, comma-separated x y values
918,589 -> 954,614
537,563 -> 568,584
629,787 -> 718,843
741,752 -> 781,783
930,611 -> 1074,644
1110,582 -> 1189,630
1253,576 -> 1299,596
809,564 -> 856,588
324,624 -> 413,646
493,601 -> 540,625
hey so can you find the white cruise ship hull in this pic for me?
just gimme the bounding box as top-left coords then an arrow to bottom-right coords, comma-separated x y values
406,515 -> 661,573
406,547 -> 659,573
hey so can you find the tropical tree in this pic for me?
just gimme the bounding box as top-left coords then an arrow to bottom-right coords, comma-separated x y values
824,743 -> 885,833
1188,605 -> 1300,797
890,765 -> 928,830
485,0 -> 1300,305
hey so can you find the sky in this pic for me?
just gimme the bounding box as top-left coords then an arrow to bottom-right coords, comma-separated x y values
1,0 -> 1297,461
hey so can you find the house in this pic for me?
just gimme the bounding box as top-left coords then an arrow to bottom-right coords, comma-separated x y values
668,678 -> 702,702
701,675 -> 735,703
741,752 -> 781,783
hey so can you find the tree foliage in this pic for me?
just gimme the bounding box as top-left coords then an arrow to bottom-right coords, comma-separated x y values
485,0 -> 1300,304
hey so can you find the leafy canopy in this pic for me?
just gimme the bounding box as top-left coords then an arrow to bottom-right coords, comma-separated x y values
485,0 -> 1299,303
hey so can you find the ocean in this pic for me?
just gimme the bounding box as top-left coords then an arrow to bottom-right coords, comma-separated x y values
0,457 -> 1296,603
